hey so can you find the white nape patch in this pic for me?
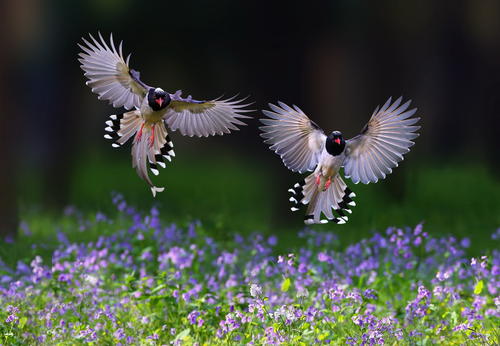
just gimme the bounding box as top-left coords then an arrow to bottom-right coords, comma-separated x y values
337,218 -> 346,224
167,141 -> 174,147
345,209 -> 352,214
348,201 -> 356,206
105,127 -> 113,132
104,134 -> 112,139
294,183 -> 300,188
289,197 -> 297,203
288,189 -> 296,194
164,155 -> 172,162
150,168 -> 159,176
290,207 -> 299,212
349,192 -> 356,198
155,87 -> 164,93
168,150 -> 175,157
110,115 -> 117,120
320,219 -> 328,224
301,200 -> 308,205
111,143 -> 120,148
157,162 -> 166,168
105,120 -> 113,126
340,216 -> 349,221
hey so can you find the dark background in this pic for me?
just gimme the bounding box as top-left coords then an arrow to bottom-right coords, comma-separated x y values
0,0 -> 499,251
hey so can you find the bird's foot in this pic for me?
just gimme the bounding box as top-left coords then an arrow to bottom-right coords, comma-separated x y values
324,177 -> 332,190
135,123 -> 145,142
149,125 -> 155,147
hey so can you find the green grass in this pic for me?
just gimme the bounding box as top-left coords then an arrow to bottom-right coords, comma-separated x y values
0,199 -> 498,344
17,151 -> 500,257
3,154 -> 500,344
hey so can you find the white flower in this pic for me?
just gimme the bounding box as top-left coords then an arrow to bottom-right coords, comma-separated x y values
85,274 -> 98,286
296,287 -> 308,298
250,284 -> 262,297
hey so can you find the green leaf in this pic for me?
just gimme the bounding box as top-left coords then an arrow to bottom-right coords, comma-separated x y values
18,316 -> 27,329
281,278 -> 291,292
474,280 -> 484,295
175,328 -> 190,341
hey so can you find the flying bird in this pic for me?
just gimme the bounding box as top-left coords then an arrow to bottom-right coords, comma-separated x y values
78,33 -> 251,196
260,97 -> 420,224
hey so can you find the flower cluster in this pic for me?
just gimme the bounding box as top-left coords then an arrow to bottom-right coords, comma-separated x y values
0,196 -> 498,344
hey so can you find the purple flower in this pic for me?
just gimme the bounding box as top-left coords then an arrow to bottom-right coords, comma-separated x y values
147,333 -> 159,340
113,328 -> 125,340
318,252 -> 331,263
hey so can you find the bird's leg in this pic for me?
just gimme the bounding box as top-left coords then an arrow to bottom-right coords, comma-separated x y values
135,123 -> 145,142
149,125 -> 155,148
324,177 -> 332,190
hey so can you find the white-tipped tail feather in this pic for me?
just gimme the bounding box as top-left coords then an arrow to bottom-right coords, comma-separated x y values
289,174 -> 356,225
104,110 -> 175,196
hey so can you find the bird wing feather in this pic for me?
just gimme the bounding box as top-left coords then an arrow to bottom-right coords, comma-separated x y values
78,32 -> 149,110
260,102 -> 326,173
343,97 -> 420,184
163,91 -> 252,137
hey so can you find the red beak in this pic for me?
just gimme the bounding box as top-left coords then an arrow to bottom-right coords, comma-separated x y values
155,98 -> 163,106
334,138 -> 341,145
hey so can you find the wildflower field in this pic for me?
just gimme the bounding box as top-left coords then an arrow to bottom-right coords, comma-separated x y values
0,193 -> 498,345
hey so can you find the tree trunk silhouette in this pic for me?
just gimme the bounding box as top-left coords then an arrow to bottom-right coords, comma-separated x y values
0,0 -> 18,238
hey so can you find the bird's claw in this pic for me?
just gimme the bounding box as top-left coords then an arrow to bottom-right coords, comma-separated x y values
149,126 -> 155,148
135,123 -> 145,142
324,177 -> 332,190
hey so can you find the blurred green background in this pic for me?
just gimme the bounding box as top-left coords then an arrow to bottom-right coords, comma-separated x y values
0,0 -> 499,254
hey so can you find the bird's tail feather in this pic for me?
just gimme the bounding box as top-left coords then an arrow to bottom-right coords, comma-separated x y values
104,110 -> 142,147
289,173 -> 356,224
104,111 -> 175,196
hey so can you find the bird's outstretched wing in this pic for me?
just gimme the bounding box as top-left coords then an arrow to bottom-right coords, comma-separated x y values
260,102 -> 326,173
343,97 -> 420,184
163,91 -> 252,137
78,32 -> 149,110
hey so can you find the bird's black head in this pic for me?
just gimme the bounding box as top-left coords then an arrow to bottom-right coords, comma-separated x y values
148,88 -> 171,111
325,131 -> 345,156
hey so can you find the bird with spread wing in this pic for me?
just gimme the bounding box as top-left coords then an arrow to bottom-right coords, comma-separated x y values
260,97 -> 420,224
78,33 -> 251,196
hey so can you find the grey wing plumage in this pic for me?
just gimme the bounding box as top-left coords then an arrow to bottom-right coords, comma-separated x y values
164,91 -> 252,137
260,102 -> 326,173
78,32 -> 148,110
343,96 -> 420,184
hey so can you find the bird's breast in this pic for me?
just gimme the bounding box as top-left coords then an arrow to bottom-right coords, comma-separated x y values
319,152 -> 344,178
141,107 -> 167,124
